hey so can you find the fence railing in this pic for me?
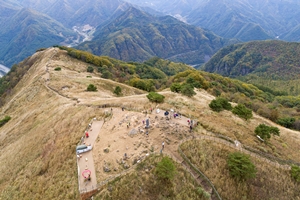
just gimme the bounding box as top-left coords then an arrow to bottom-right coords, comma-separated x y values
204,131 -> 300,168
178,146 -> 222,200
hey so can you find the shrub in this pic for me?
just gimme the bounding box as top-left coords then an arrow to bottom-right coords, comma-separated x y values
101,70 -> 113,79
209,99 -> 223,112
227,152 -> 256,181
170,83 -> 182,93
209,97 -> 232,112
155,157 -> 176,182
146,92 -> 165,103
232,104 -> 253,120
113,86 -> 122,96
186,77 -> 202,88
254,124 -> 280,140
54,67 -> 61,71
277,117 -> 295,128
0,116 -> 11,127
291,165 -> 300,182
196,187 -> 211,199
87,66 -> 94,73
181,83 -> 196,97
87,84 -> 97,92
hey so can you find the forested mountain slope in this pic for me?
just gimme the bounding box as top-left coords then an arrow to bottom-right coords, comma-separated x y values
203,40 -> 300,95
77,7 -> 237,66
125,0 -> 300,42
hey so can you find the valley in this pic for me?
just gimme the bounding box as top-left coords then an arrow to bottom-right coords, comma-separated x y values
0,64 -> 10,77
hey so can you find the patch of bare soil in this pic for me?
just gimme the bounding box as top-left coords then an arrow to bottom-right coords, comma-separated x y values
93,107 -> 193,183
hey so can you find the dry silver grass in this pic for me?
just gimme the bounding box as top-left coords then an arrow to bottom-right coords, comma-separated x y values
181,140 -> 300,200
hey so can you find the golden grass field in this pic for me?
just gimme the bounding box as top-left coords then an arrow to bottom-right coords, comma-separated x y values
0,48 -> 299,199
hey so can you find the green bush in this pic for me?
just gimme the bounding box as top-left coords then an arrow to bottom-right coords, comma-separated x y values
170,83 -> 182,93
87,66 -> 94,73
101,70 -> 113,79
54,67 -> 61,71
0,116 -> 11,127
227,152 -> 256,181
113,86 -> 122,96
291,165 -> 300,182
155,157 -> 176,182
232,104 -> 253,120
87,84 -> 97,92
196,187 -> 211,199
209,97 -> 232,112
277,117 -> 295,128
254,124 -> 280,140
186,77 -> 202,88
209,99 -> 223,112
181,83 -> 196,97
146,92 -> 165,103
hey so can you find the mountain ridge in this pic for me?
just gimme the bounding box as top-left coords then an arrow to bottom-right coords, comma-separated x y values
0,7 -> 76,68
77,7 -> 237,66
0,47 -> 300,199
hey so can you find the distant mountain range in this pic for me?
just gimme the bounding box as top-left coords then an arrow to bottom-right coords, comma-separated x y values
76,7 -> 237,66
0,0 -> 135,68
0,7 -> 76,68
12,0 -> 132,28
2,0 -> 300,70
124,0 -> 300,42
0,0 -> 166,68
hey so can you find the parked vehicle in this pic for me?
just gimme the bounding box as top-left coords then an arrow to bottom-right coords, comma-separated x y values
76,144 -> 92,154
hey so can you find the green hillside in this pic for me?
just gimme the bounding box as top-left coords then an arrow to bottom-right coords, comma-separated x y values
0,8 -> 76,67
77,7 -> 237,66
48,47 -> 300,131
203,40 -> 300,95
0,47 -> 300,200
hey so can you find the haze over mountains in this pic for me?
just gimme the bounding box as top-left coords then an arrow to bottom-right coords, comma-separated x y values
2,0 -> 300,70
77,7 -> 237,66
125,0 -> 300,42
0,0 -> 134,68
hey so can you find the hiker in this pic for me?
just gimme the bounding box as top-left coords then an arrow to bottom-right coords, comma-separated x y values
162,141 -> 165,150
187,119 -> 190,125
85,132 -> 89,138
87,174 -> 91,181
